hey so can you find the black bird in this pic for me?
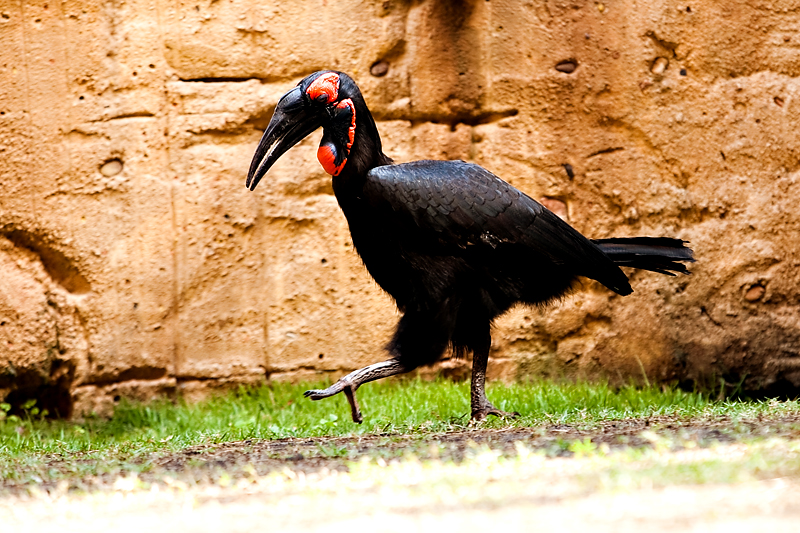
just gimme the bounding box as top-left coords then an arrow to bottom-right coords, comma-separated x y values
246,71 -> 694,423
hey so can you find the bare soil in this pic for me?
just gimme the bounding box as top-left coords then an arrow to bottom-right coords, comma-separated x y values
155,412 -> 800,472
6,413 -> 800,496
4,414 -> 800,532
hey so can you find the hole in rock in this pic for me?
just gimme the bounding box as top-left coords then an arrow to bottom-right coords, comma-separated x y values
555,60 -> 577,74
100,158 -> 123,177
370,60 -> 389,77
1,360 -> 75,419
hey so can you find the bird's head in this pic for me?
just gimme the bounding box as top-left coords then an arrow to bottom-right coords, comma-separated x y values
246,70 -> 368,190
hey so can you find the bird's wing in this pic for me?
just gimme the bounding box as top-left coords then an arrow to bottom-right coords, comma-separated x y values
364,160 -> 620,275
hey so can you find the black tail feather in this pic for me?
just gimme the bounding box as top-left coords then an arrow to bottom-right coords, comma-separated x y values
592,237 -> 695,276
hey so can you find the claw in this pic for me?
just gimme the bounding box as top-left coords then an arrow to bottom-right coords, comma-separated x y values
471,407 -> 520,422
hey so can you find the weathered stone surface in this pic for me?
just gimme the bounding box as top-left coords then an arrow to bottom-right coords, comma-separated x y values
0,235 -> 86,418
2,0 -> 800,416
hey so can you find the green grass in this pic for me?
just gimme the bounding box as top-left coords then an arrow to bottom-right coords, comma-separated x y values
2,379 -> 800,493
1,378 -> 796,458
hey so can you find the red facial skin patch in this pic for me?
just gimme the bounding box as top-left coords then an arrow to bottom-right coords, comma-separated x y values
318,144 -> 346,176
317,99 -> 356,176
306,72 -> 340,104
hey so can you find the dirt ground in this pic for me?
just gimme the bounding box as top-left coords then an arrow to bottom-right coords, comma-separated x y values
3,415 -> 800,532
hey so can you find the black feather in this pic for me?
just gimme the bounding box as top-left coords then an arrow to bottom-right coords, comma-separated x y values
249,71 -> 696,420
592,237 -> 695,276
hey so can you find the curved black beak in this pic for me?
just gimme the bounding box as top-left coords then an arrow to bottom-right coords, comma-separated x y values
246,87 -> 326,191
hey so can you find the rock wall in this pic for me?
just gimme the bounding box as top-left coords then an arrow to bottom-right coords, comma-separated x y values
1,0 -> 799,416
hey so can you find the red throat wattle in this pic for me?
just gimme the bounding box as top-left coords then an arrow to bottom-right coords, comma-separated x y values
317,144 -> 345,176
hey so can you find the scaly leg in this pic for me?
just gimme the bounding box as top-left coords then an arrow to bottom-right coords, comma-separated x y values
470,342 -> 520,421
304,359 -> 408,423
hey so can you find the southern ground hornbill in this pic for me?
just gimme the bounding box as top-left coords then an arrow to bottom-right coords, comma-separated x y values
246,71 -> 694,423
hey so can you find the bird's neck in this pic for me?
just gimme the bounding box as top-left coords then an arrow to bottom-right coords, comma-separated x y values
332,98 -> 392,196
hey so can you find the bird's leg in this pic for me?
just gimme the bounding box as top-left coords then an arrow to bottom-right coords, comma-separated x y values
304,359 -> 408,423
470,345 -> 520,422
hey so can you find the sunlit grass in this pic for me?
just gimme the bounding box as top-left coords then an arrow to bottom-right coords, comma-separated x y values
2,379 -> 799,492
1,378 -> 796,459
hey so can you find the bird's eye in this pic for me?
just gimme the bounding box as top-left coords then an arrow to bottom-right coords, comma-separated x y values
306,72 -> 340,104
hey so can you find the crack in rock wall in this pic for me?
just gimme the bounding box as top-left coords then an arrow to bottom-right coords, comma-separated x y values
1,0 -> 800,416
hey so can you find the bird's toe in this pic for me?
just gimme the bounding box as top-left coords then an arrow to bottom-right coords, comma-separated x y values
470,407 -> 520,422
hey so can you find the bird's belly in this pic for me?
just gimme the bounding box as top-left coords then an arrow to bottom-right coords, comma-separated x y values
350,236 -> 424,306
351,232 -> 512,314
344,210 -> 576,317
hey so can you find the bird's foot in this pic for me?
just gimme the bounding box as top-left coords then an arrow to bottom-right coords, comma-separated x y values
304,360 -> 408,424
304,378 -> 363,424
470,405 -> 520,423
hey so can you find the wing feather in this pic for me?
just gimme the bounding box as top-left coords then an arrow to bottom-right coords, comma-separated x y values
363,160 -> 630,293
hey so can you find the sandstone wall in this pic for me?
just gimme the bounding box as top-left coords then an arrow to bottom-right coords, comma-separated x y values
1,0 -> 799,416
